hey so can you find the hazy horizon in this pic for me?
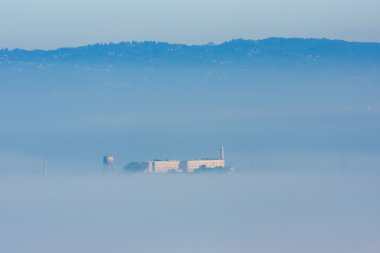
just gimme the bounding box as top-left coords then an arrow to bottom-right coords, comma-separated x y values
2,36 -> 380,51
1,1 -> 380,251
1,0 -> 380,49
1,38 -> 379,175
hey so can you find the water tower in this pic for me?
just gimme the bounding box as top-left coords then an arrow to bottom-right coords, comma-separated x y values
103,155 -> 115,172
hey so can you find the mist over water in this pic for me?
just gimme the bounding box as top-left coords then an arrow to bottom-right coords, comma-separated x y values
1,170 -> 379,253
1,40 -> 379,252
1,40 -> 380,176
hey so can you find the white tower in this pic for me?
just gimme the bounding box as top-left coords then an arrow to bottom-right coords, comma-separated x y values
103,155 -> 115,172
220,146 -> 225,160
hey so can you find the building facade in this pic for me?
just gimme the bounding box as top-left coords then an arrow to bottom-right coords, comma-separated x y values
148,160 -> 181,173
140,146 -> 226,173
183,159 -> 225,173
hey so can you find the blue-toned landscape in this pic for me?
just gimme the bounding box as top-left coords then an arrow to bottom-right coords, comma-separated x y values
1,38 -> 379,174
1,0 -> 380,251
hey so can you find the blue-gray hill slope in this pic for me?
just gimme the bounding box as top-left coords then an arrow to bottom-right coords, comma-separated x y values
1,38 -> 380,66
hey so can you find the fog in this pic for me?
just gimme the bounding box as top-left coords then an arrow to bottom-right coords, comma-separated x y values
0,171 -> 379,253
1,64 -> 379,174
0,40 -> 379,252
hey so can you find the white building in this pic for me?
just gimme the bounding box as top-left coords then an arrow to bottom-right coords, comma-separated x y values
148,160 -> 181,173
145,146 -> 226,173
183,159 -> 225,173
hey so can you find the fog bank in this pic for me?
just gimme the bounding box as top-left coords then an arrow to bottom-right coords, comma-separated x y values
1,171 -> 379,253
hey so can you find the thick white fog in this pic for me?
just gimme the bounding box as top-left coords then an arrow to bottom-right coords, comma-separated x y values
1,171 -> 379,253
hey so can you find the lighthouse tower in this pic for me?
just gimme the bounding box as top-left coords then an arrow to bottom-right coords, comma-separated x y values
220,146 -> 225,160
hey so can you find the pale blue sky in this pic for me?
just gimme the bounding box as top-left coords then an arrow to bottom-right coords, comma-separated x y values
1,0 -> 379,49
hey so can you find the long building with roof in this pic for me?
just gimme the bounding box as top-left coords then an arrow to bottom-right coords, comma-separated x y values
138,146 -> 226,173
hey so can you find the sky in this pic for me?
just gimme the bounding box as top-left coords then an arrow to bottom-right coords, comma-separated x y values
1,0 -> 380,49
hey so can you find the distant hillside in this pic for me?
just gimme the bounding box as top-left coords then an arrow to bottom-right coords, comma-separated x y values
0,38 -> 380,172
1,38 -> 380,66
